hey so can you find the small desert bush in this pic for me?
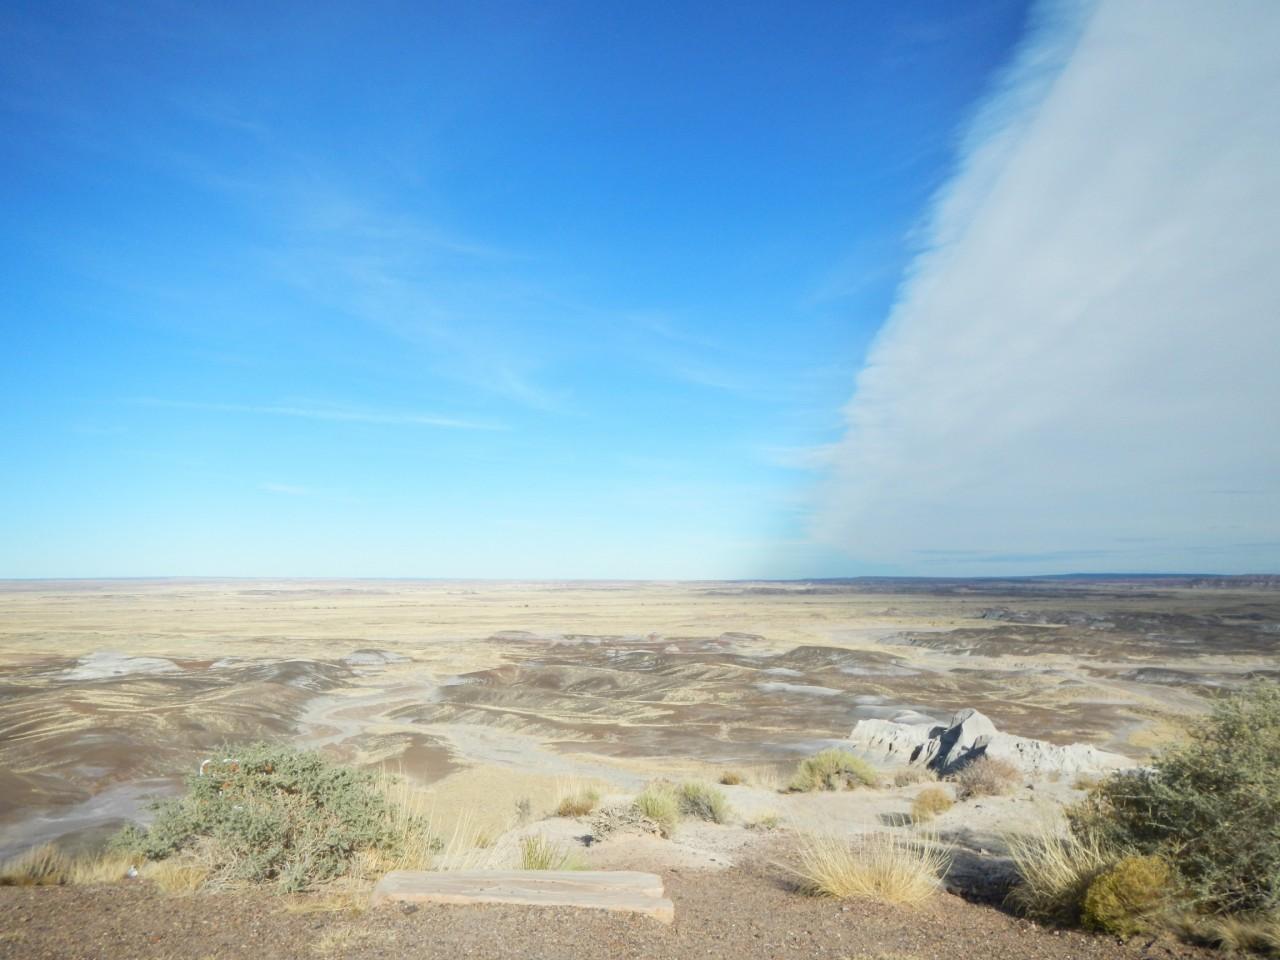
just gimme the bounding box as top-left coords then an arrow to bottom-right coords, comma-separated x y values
718,771 -> 744,785
108,742 -> 440,892
1076,682 -> 1280,916
788,749 -> 879,792
555,789 -> 600,818
1006,820 -> 1121,925
677,782 -> 732,824
633,782 -> 681,838
746,812 -> 782,831
892,767 -> 936,788
1081,854 -> 1174,937
518,835 -> 581,871
910,786 -> 954,823
794,831 -> 951,906
953,755 -> 1020,799
0,844 -> 70,886
1180,911 -> 1280,956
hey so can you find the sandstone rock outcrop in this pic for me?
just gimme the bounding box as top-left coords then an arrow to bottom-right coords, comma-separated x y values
849,707 -> 1131,776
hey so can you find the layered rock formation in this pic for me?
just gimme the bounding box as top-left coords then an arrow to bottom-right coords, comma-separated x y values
849,707 -> 1131,776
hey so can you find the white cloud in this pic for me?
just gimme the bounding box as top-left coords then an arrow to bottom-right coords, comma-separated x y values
815,0 -> 1280,573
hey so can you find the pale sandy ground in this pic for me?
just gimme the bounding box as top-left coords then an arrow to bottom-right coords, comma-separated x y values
1,578 -> 1276,861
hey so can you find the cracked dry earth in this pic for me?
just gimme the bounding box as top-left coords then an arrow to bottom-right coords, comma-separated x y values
0,854 -> 1211,960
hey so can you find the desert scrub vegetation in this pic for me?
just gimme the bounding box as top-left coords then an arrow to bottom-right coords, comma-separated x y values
788,749 -> 879,792
718,770 -> 744,785
1081,854 -> 1174,936
1076,682 -> 1280,918
1006,682 -> 1280,948
554,788 -> 600,818
518,835 -> 582,871
107,742 -> 441,892
910,786 -> 954,823
953,755 -> 1020,798
794,831 -> 951,906
632,782 -> 682,838
1006,820 -> 1118,925
0,844 -> 72,886
677,782 -> 732,824
892,766 -> 936,788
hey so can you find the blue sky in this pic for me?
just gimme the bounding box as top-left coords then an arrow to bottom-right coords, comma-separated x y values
3,1 -> 1277,578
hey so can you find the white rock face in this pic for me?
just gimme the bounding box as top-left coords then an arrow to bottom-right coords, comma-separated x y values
62,651 -> 180,681
849,707 -> 1131,776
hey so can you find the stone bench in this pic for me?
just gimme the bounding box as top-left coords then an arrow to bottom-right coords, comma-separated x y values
370,870 -> 675,923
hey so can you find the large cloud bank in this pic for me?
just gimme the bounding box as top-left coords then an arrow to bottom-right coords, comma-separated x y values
816,0 -> 1280,573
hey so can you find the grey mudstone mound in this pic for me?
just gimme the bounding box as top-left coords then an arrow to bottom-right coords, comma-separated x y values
849,707 -> 1130,776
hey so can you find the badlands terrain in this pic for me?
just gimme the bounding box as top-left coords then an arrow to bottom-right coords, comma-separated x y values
0,576 -> 1277,959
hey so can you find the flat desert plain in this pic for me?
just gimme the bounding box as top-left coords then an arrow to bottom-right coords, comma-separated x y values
1,576 -> 1277,860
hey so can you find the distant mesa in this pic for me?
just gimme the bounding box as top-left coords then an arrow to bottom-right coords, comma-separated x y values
849,707 -> 1131,776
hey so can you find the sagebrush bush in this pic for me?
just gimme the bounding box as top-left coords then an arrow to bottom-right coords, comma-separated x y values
1078,682 -> 1280,915
910,786 -> 954,823
1081,854 -> 1173,937
633,782 -> 681,837
109,742 -> 439,891
788,749 -> 879,792
953,755 -> 1020,799
678,782 -> 732,823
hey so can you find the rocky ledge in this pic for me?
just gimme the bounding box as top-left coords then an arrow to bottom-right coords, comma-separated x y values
848,707 -> 1132,776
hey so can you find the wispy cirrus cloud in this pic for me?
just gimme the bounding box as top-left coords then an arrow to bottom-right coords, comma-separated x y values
130,398 -> 504,431
814,0 -> 1280,574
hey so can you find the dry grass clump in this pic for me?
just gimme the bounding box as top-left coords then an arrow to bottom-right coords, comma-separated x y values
677,782 -> 732,824
68,851 -> 135,885
718,771 -> 744,785
0,844 -> 70,886
518,835 -> 582,871
1005,820 -> 1118,925
1179,911 -> 1280,956
1081,854 -> 1173,936
953,755 -> 1020,799
789,749 -> 879,792
746,812 -> 782,831
794,832 -> 951,906
145,859 -> 210,894
910,786 -> 954,823
632,782 -> 682,838
554,788 -> 600,818
892,767 -> 936,788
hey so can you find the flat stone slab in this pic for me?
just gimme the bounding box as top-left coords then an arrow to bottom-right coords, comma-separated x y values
370,870 -> 674,923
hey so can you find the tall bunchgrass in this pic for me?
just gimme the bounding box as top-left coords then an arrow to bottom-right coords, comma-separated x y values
0,844 -> 70,886
788,749 -> 879,792
518,835 -> 582,871
633,782 -> 681,838
793,831 -> 951,906
677,782 -> 732,824
1005,818 -> 1119,925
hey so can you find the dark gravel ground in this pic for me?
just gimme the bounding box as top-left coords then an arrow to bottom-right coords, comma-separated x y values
0,859 -> 1212,960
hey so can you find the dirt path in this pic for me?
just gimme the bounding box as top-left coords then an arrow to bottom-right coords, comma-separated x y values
0,860 -> 1208,960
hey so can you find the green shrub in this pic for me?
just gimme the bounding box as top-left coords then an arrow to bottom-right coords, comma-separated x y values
1078,682 -> 1280,915
108,742 -> 438,892
677,782 -> 732,824
788,749 -> 879,792
910,786 -> 954,823
1081,855 -> 1173,937
632,782 -> 681,838
953,755 -> 1020,799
